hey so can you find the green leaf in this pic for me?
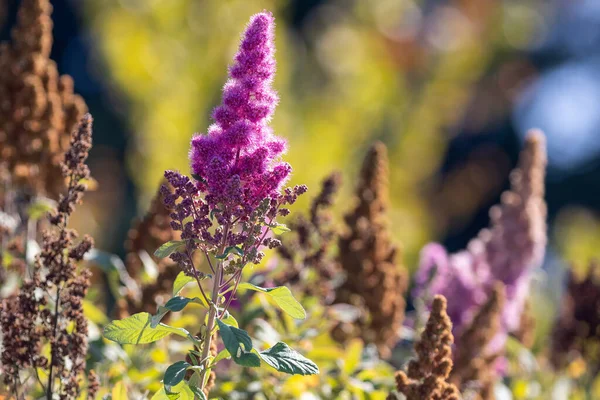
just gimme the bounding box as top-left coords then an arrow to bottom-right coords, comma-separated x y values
164,361 -> 190,388
216,319 -> 260,367
235,351 -> 261,367
27,197 -> 56,221
269,223 -> 291,235
152,296 -> 208,328
215,246 -> 244,260
209,208 -> 222,220
151,306 -> 170,328
212,349 -> 231,365
165,296 -> 194,312
172,272 -> 195,296
220,311 -> 239,328
237,283 -> 306,319
259,342 -> 319,375
188,386 -> 207,400
103,312 -> 189,344
154,240 -> 186,258
151,381 -> 195,400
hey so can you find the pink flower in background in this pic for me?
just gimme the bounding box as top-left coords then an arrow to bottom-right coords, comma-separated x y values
414,130 -> 547,352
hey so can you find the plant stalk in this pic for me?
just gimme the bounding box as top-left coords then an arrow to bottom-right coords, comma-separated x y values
198,260 -> 222,392
198,222 -> 229,393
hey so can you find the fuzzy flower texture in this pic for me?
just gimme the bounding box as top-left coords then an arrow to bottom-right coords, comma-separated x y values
163,12 -> 303,272
415,130 -> 547,350
189,12 -> 290,218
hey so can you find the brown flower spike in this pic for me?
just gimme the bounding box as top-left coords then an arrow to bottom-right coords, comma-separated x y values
451,282 -> 506,399
551,262 -> 600,373
334,142 -> 406,357
389,295 -> 459,400
0,0 -> 87,197
0,115 -> 96,398
276,172 -> 342,302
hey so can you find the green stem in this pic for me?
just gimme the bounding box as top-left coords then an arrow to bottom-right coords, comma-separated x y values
198,222 -> 229,394
197,260 -> 221,393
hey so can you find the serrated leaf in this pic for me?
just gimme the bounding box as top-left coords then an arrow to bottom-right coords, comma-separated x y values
172,272 -> 195,296
154,240 -> 186,258
164,361 -> 190,388
216,319 -> 260,367
259,342 -> 319,375
103,312 -> 189,344
237,283 -> 306,319
269,223 -> 291,235
215,246 -> 244,260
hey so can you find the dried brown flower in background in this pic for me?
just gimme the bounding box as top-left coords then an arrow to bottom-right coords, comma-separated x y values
0,115 -> 95,398
451,282 -> 505,400
333,142 -> 406,358
116,182 -> 181,318
0,161 -> 26,283
551,262 -> 600,374
0,0 -> 87,197
388,295 -> 459,400
87,369 -> 100,400
514,300 -> 536,348
276,172 -> 342,302
124,181 -> 179,280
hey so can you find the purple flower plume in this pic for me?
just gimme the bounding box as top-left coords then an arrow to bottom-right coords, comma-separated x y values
189,12 -> 290,217
414,130 -> 547,348
161,12 -> 306,272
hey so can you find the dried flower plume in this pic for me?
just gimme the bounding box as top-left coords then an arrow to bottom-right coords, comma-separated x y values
551,262 -> 600,373
0,115 -> 96,398
276,172 -> 342,301
334,142 -> 406,357
0,0 -> 87,196
451,282 -> 505,399
388,295 -> 459,400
